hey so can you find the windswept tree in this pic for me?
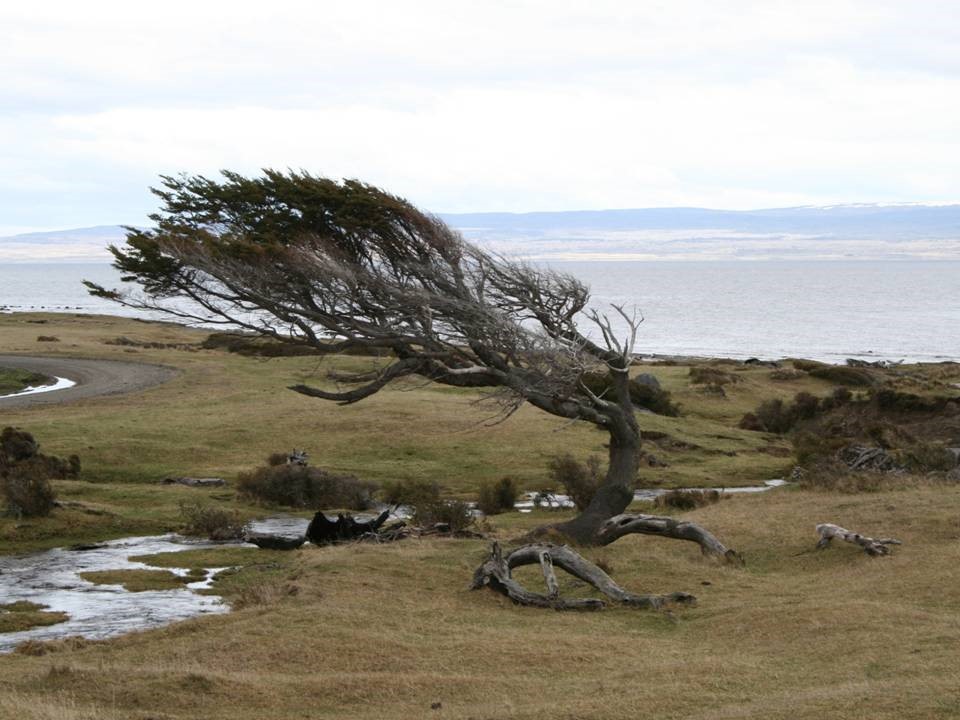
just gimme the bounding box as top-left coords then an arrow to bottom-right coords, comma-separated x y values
87,170 -> 646,543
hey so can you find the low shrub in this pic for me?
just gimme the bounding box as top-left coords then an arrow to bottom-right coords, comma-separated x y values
808,365 -> 875,387
655,489 -> 721,510
477,476 -> 519,515
237,459 -> 375,510
179,501 -> 244,540
203,332 -> 387,358
546,454 -> 604,511
791,359 -> 828,372
417,499 -> 474,532
794,460 -> 915,493
688,367 -> 740,386
379,478 -> 473,529
0,427 -> 79,517
2,472 -> 56,518
792,431 -> 848,466
769,368 -> 806,381
381,478 -> 441,508
739,390 -> 842,434
873,389 -> 955,413
898,442 -> 957,473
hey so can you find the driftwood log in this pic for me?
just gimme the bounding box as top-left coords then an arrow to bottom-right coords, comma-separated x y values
471,541 -> 696,610
305,508 -> 392,545
597,513 -> 743,564
815,523 -> 902,556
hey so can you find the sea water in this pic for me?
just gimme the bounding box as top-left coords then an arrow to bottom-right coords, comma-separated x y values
1,260 -> 958,363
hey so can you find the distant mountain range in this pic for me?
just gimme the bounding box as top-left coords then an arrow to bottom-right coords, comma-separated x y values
3,204 -> 959,262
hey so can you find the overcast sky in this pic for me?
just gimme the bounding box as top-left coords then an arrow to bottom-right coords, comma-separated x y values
2,0 -> 959,234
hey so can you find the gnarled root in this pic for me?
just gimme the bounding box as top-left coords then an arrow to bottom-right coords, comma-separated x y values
597,513 -> 743,564
471,541 -> 696,610
815,523 -> 902,556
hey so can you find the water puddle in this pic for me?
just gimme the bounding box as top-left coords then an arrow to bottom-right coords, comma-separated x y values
0,535 -> 230,653
515,479 -> 788,512
246,505 -> 412,537
0,376 -> 76,399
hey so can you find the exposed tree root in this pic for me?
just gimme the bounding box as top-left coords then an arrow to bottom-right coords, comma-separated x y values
471,541 -> 696,610
597,513 -> 743,564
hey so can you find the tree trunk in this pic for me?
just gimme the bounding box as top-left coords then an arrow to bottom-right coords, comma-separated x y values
552,384 -> 641,545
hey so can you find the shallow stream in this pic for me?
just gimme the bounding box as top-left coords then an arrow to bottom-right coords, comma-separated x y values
0,485 -> 785,652
0,535 -> 230,653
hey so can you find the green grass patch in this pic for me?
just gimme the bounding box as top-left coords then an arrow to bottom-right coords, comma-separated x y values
0,601 -> 68,633
0,367 -> 52,395
79,568 -> 206,592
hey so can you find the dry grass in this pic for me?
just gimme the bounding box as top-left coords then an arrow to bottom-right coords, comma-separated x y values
0,487 -> 959,718
2,313 -> 960,718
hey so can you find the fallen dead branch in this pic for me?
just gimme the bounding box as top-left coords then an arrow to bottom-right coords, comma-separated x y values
471,541 -> 696,610
815,523 -> 902,556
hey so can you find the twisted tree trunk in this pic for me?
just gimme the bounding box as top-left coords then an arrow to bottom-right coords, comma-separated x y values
551,370 -> 641,545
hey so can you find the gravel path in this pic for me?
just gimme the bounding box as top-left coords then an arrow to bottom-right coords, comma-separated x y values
0,355 -> 177,409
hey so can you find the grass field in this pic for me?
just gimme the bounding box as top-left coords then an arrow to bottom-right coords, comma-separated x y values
1,312 -> 959,719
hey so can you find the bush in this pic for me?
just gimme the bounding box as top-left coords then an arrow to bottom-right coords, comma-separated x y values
379,478 -> 472,529
477,476 -> 519,515
580,372 -> 679,416
2,472 -> 56,518
688,367 -> 740,386
792,431 -> 848,466
417,499 -> 474,532
237,460 -> 375,510
179,501 -> 244,540
873,389 -> 953,413
0,427 -> 79,517
546,454 -> 603,510
819,386 -> 853,410
739,391 -> 836,434
655,489 -> 721,510
899,442 -> 957,472
808,365 -> 875,387
203,332 -> 386,357
380,478 -> 441,508
769,368 -> 806,381
791,359 -> 827,372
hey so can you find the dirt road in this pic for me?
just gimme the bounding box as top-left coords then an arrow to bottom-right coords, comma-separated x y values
0,355 -> 176,409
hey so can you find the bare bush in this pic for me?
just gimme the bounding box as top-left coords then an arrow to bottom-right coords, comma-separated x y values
1,427 -> 79,518
655,489 -> 721,510
237,459 -> 375,510
179,501 -> 245,540
477,476 -> 520,515
546,454 -> 604,511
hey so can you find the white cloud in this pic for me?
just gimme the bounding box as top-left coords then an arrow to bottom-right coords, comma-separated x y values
2,0 -> 959,227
